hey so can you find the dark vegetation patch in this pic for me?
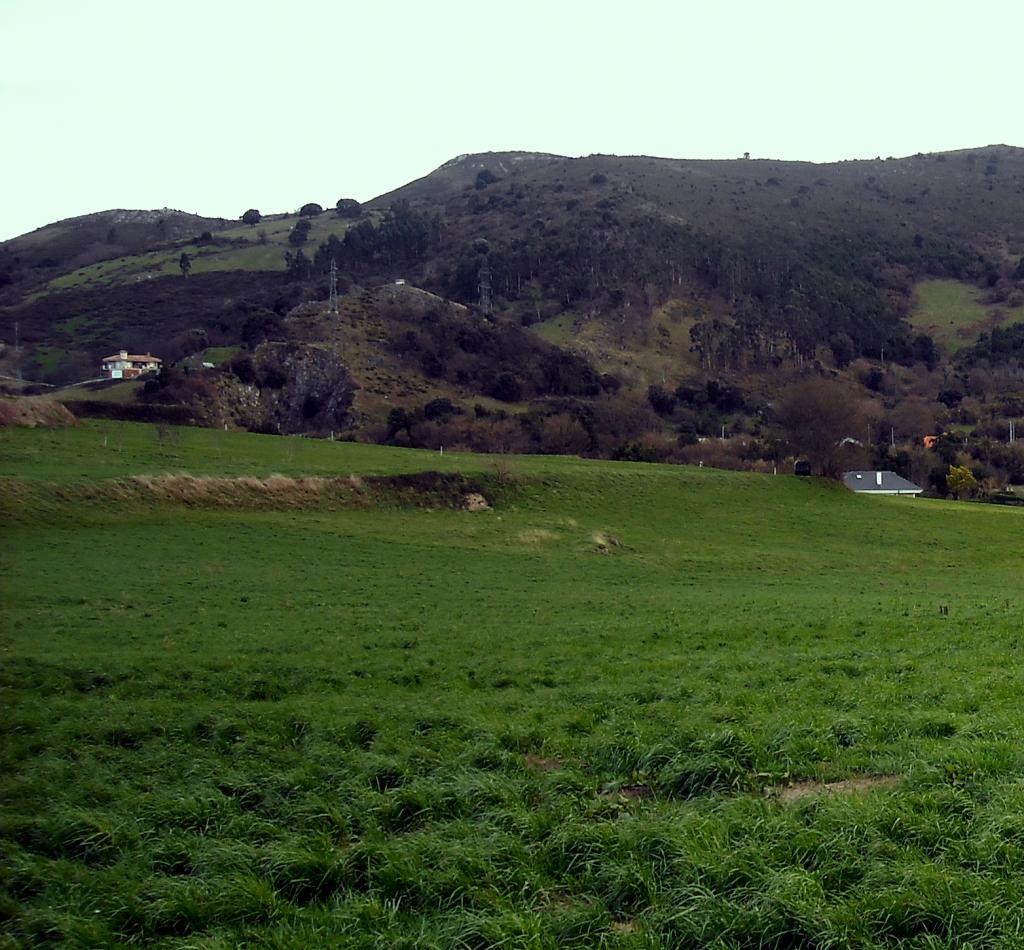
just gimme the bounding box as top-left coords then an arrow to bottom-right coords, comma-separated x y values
2,271 -> 301,384
60,399 -> 198,425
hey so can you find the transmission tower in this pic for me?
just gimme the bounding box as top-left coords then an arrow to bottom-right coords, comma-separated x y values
478,259 -> 492,316
328,259 -> 339,315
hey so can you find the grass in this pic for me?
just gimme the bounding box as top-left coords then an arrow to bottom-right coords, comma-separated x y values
3,421 -> 1024,946
533,299 -> 701,386
53,380 -> 143,404
908,279 -> 1022,354
29,345 -> 67,378
41,214 -> 365,293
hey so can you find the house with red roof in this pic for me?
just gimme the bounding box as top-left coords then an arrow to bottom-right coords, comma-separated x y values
101,350 -> 162,380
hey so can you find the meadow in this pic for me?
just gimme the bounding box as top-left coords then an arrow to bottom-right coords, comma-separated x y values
908,279 -> 1021,354
41,213 -> 361,294
3,421 -> 1024,947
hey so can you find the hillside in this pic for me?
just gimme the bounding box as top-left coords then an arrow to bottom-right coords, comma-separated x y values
4,421 -> 1024,945
1,146 -> 1023,486
0,208 -> 231,296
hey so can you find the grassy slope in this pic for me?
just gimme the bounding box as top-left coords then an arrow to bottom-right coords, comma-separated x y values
40,214 -> 362,293
909,279 -> 981,354
535,301 -> 703,387
908,279 -> 1010,354
3,423 -> 1024,947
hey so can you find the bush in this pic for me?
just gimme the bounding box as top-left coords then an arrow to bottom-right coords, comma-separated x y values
647,385 -> 677,417
423,398 -> 460,421
299,203 -> 323,217
288,221 -> 310,246
489,372 -> 523,403
228,355 -> 256,383
475,169 -> 500,190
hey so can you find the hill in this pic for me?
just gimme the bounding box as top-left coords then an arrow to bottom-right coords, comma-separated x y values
1,146 -> 1023,486
0,208 -> 231,296
3,420 -> 1024,945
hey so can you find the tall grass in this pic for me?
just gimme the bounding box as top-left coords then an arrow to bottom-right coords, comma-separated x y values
2,422 -> 1024,945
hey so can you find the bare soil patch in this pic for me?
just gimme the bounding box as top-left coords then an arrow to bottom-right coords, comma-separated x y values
592,530 -> 623,554
0,397 -> 78,428
767,774 -> 901,803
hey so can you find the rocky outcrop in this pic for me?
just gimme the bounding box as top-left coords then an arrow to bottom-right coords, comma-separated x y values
213,342 -> 355,435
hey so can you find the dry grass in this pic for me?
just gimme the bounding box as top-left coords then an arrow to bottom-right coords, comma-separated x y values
2,471 -> 497,517
0,397 -> 78,429
768,775 -> 902,803
515,527 -> 561,545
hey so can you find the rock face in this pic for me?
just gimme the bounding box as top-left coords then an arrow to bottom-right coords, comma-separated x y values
462,492 -> 491,511
214,342 -> 355,435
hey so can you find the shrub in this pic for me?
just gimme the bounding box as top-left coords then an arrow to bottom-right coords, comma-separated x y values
647,384 -> 677,417
489,372 -> 523,403
299,203 -> 323,217
423,398 -> 460,421
475,169 -> 500,190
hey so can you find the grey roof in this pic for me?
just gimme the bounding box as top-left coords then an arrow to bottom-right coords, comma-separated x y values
843,471 -> 923,494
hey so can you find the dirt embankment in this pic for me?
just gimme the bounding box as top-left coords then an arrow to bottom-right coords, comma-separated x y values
0,397 -> 79,428
0,471 -> 502,519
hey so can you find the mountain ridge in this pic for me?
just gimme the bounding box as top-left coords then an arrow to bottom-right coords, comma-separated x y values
1,143 -> 1023,489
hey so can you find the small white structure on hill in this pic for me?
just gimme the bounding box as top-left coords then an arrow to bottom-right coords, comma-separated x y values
101,350 -> 162,379
843,471 -> 923,496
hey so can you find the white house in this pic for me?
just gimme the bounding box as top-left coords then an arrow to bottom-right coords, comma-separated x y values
101,350 -> 162,379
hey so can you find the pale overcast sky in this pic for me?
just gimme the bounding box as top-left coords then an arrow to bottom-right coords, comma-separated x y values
1,0 -> 1020,241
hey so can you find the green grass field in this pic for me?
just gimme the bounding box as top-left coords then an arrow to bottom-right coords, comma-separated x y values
909,279 -> 1022,354
3,422 -> 1024,947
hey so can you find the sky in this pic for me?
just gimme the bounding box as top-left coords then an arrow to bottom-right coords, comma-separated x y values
1,0 -> 1021,241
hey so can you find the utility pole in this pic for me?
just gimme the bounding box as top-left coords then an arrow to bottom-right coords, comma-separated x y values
1011,419 -> 1017,444
327,260 -> 339,315
14,320 -> 21,382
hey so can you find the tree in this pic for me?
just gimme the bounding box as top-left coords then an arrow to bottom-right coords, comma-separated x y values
777,378 -> 871,477
829,332 -> 855,368
284,248 -> 311,280
946,465 -> 977,500
335,198 -> 362,218
241,209 -> 262,226
299,203 -> 323,217
179,252 -> 191,277
288,219 -> 311,246
489,372 -> 522,402
647,384 -> 677,417
386,407 -> 417,441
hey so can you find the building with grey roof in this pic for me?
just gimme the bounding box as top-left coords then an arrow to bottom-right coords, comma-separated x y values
843,471 -> 923,496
